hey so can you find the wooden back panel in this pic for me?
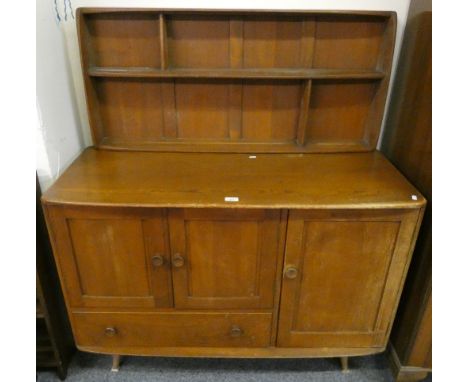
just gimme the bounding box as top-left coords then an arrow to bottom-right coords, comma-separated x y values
78,9 -> 396,153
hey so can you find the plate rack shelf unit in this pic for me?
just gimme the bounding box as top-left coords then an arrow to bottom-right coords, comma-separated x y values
78,9 -> 396,153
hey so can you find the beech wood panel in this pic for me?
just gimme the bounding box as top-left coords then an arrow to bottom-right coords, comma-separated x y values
167,15 -> 231,68
174,81 -> 230,139
243,17 -> 304,68
277,209 -> 422,348
94,78 -> 165,142
83,13 -> 161,68
77,8 -> 396,152
241,81 -> 302,141
168,209 -> 282,309
42,149 -> 425,210
313,15 -> 386,70
307,80 -> 378,144
73,311 -> 272,348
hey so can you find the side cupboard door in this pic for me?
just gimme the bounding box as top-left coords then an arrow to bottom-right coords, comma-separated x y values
168,208 -> 284,310
277,209 -> 422,348
45,205 -> 173,309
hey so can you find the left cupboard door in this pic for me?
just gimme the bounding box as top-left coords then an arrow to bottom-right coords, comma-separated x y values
44,205 -> 173,309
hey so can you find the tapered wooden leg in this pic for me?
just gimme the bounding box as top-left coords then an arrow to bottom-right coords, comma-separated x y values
111,355 -> 121,372
340,356 -> 350,373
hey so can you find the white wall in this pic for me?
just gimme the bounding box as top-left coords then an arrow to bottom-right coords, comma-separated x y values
37,0 -> 411,189
36,0 -> 84,190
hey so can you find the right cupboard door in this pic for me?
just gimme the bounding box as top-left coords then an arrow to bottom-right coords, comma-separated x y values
277,209 -> 421,348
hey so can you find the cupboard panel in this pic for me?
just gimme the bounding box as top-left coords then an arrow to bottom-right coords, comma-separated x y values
46,206 -> 171,309
277,209 -> 421,348
168,209 -> 282,309
67,218 -> 150,298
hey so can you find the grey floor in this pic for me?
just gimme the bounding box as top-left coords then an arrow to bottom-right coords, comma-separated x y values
37,351 -> 432,382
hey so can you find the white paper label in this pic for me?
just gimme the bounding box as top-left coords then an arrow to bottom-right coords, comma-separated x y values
411,195 -> 418,201
224,196 -> 239,202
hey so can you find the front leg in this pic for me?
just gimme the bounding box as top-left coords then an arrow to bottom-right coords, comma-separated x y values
340,356 -> 350,373
111,354 -> 122,372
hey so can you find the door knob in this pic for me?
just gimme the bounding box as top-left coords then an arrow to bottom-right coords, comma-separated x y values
172,253 -> 185,267
230,325 -> 243,337
284,266 -> 298,279
105,327 -> 117,337
151,254 -> 164,267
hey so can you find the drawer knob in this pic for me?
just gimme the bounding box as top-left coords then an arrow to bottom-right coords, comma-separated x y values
151,254 -> 164,267
284,266 -> 298,279
230,325 -> 243,337
105,327 -> 117,337
172,253 -> 185,268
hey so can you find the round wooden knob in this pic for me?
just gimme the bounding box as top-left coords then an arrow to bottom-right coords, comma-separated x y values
151,254 -> 164,267
105,327 -> 117,337
230,325 -> 243,337
284,266 -> 298,279
172,253 -> 185,267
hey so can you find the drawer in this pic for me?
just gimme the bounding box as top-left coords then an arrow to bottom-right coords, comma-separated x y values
73,312 -> 272,348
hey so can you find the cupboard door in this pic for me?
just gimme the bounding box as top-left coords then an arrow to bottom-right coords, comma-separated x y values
168,209 -> 283,309
277,209 -> 422,348
45,206 -> 172,309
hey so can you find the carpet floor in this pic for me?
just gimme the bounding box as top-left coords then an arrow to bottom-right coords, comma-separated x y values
37,351 -> 432,382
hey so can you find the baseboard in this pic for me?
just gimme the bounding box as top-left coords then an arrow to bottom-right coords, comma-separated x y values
387,343 -> 431,381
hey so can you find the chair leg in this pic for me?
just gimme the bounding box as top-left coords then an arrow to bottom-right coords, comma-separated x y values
340,356 -> 350,373
111,354 -> 121,372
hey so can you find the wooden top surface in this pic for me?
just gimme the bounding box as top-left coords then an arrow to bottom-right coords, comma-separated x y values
42,148 -> 425,209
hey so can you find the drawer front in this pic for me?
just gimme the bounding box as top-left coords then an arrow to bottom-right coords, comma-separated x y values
73,312 -> 272,348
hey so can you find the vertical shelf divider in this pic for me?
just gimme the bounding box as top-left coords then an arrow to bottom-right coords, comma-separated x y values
300,18 -> 316,68
296,79 -> 312,146
228,17 -> 244,140
159,13 -> 177,139
159,13 -> 169,70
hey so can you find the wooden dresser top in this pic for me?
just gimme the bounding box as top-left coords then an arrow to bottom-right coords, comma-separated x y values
43,149 -> 424,209
77,8 -> 396,153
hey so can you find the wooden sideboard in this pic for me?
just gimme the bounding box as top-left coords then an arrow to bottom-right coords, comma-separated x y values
42,8 -> 426,371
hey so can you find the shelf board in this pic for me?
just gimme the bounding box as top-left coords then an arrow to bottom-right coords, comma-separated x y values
88,67 -> 385,80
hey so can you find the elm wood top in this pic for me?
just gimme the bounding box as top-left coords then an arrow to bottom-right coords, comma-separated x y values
42,148 -> 425,209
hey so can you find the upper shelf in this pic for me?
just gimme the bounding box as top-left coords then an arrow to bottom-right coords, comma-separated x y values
88,67 -> 386,80
77,8 -> 396,153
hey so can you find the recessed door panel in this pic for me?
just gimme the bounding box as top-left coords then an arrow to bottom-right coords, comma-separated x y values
277,209 -> 420,348
46,206 -> 171,309
169,209 -> 283,309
